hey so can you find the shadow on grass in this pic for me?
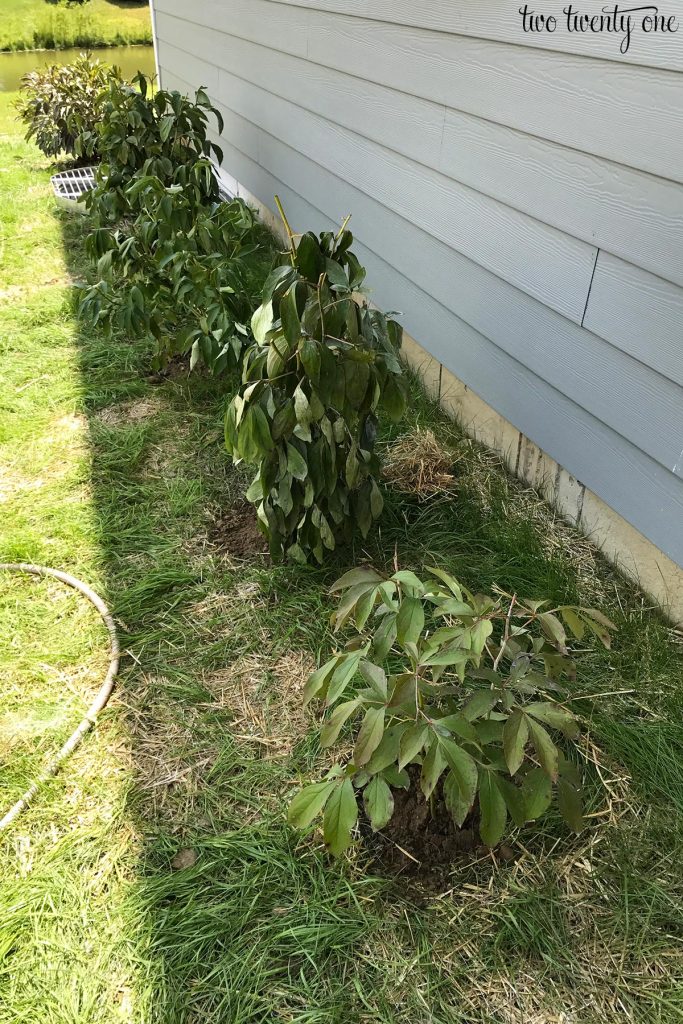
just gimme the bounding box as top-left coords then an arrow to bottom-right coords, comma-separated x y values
56,196 -> 683,1023
60,209 -> 403,1023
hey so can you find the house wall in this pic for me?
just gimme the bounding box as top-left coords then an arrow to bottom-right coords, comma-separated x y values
151,0 -> 683,615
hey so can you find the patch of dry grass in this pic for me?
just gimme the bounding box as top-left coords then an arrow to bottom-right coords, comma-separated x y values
383,428 -> 458,497
96,396 -> 165,428
203,650 -> 315,758
118,674 -> 223,826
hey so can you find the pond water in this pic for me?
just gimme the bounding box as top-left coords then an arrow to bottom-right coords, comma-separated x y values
0,44 -> 155,93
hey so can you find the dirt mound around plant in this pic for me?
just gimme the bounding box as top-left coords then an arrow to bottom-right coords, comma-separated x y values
362,767 -> 488,877
144,356 -> 190,384
208,501 -> 268,557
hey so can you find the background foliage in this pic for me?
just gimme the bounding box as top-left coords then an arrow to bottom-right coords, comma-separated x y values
15,53 -> 121,159
0,0 -> 152,51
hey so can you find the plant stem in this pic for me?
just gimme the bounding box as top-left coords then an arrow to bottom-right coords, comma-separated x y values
493,593 -> 516,674
274,194 -> 296,263
335,213 -> 352,241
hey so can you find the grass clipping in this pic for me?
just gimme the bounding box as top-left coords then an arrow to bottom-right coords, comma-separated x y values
383,428 -> 457,497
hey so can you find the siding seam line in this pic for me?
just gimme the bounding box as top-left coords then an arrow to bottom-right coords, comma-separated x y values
580,248 -> 600,327
576,484 -> 586,526
514,432 -> 523,476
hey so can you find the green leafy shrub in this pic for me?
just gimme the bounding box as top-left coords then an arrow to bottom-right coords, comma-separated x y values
289,565 -> 615,856
15,53 -> 121,160
79,170 -> 274,371
224,205 -> 406,563
81,73 -> 224,223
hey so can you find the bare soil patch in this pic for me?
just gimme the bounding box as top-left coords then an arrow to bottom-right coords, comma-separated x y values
144,357 -> 189,384
362,766 -> 485,878
170,848 -> 197,870
208,500 -> 268,558
0,276 -> 72,301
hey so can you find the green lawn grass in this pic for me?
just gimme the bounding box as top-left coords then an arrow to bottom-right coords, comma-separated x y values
0,0 -> 151,52
1,90 -> 682,1022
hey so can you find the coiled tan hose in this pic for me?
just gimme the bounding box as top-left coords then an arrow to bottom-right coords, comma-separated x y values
0,563 -> 120,832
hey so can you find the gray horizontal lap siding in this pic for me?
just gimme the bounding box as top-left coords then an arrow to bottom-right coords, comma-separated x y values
157,0 -> 683,181
158,30 -> 683,287
273,0 -> 683,72
154,1 -> 683,568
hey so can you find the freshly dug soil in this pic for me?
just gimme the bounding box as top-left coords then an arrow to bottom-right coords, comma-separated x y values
361,767 -> 483,877
208,501 -> 269,558
144,356 -> 190,384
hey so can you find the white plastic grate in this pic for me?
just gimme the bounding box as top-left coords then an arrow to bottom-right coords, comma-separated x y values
51,166 -> 234,205
50,166 -> 97,202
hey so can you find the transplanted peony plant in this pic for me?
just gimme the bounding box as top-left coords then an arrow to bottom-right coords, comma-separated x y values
289,565 -> 615,856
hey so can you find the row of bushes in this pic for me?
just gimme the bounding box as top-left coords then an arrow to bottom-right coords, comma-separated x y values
17,59 -> 616,857
72,67 -> 407,563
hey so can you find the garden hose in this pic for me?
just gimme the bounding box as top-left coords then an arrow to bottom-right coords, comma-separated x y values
0,563 -> 120,832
